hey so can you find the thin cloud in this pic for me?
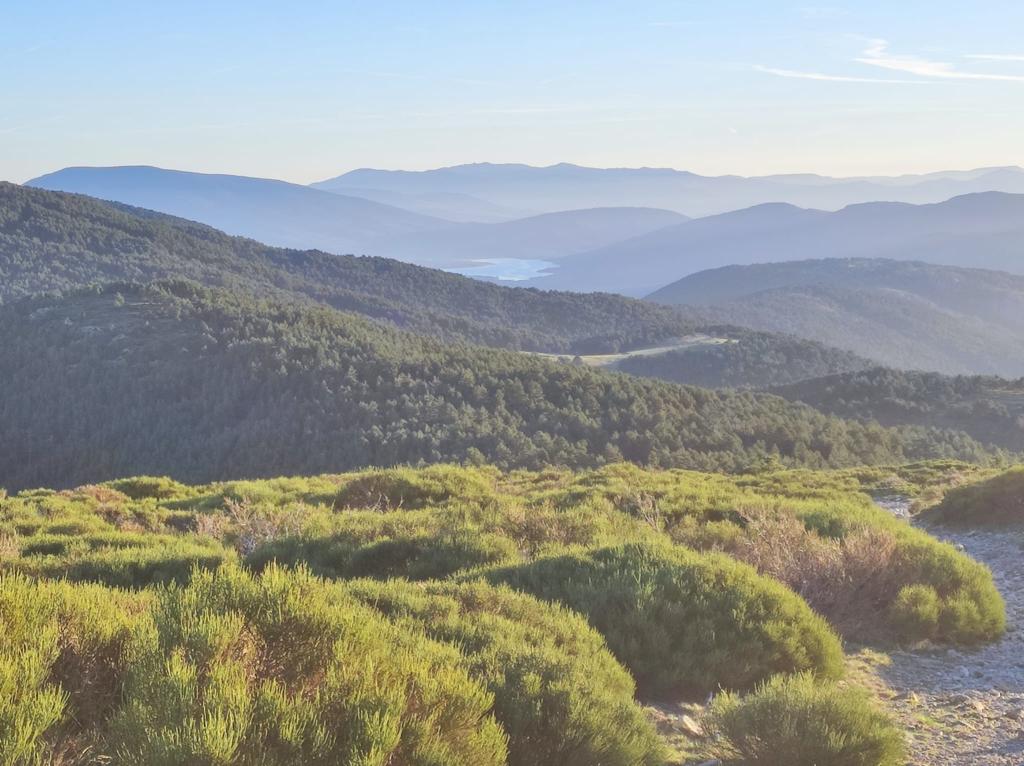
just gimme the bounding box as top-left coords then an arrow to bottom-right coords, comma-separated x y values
753,64 -> 925,84
966,53 -> 1024,62
858,40 -> 1024,81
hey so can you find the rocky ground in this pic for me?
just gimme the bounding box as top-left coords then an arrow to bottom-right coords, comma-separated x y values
876,509 -> 1024,765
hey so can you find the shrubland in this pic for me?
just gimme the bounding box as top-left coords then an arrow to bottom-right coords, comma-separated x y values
1,463 -> 1005,646
1,460 -> 1008,763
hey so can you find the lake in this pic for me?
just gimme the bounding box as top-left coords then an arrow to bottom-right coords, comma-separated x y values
445,258 -> 558,282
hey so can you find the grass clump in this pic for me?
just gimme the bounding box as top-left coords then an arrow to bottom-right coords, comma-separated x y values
473,541 -> 844,698
706,672 -> 906,766
349,578 -> 666,766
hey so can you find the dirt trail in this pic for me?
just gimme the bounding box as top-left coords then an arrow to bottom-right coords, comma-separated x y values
876,499 -> 1024,765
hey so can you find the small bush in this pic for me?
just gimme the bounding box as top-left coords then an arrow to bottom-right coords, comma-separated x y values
0,574 -> 66,765
335,465 -> 497,511
890,584 -> 941,642
248,516 -> 519,581
474,542 -> 844,697
924,466 -> 1024,526
896,533 -> 1005,645
0,574 -> 139,763
707,672 -> 906,766
105,476 -> 190,501
350,579 -> 666,766
106,565 -> 508,766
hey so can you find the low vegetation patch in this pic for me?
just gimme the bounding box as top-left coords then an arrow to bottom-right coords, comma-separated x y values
473,542 -> 845,697
923,466 -> 1024,526
349,579 -> 666,766
0,567 -> 509,765
706,672 -> 906,766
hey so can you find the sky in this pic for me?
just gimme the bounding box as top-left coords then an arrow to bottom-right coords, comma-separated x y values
4,0 -> 1024,183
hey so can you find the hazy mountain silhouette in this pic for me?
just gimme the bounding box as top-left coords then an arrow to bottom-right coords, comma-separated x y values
376,207 -> 688,266
316,162 -> 1024,217
530,192 -> 1024,295
28,166 -> 685,268
28,165 -> 454,257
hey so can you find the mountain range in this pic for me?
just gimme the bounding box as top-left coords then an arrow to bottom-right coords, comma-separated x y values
316,162 -> 1024,218
527,192 -> 1024,295
27,165 -> 1024,283
0,182 -> 1000,488
27,166 -> 686,269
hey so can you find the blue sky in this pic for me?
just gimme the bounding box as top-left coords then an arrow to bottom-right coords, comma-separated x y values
4,1 -> 1024,182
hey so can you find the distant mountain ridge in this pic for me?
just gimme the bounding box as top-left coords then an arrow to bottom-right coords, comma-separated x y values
648,259 -> 1024,377
28,165 -> 452,257
316,162 -> 1024,218
27,166 -> 688,268
528,192 -> 1024,294
377,206 -> 688,266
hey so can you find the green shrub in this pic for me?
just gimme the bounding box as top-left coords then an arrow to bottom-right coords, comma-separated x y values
0,574 -> 66,766
890,584 -> 941,642
9,535 -> 235,588
350,579 -> 666,766
250,523 -> 518,581
474,542 -> 844,697
105,476 -> 191,501
335,465 -> 498,511
106,565 -> 507,766
924,466 -> 1024,526
706,672 -> 906,766
0,574 -> 140,764
895,533 -> 1005,644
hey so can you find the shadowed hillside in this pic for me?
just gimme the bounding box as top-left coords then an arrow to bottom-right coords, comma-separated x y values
647,259 -> 1024,377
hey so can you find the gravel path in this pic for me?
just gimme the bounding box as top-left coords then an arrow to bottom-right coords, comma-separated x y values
876,500 -> 1024,765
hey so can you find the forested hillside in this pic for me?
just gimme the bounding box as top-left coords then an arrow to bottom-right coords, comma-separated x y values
0,182 -> 697,354
648,259 -> 1024,377
774,368 -> 1024,452
0,282 -> 996,491
618,328 -> 874,388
